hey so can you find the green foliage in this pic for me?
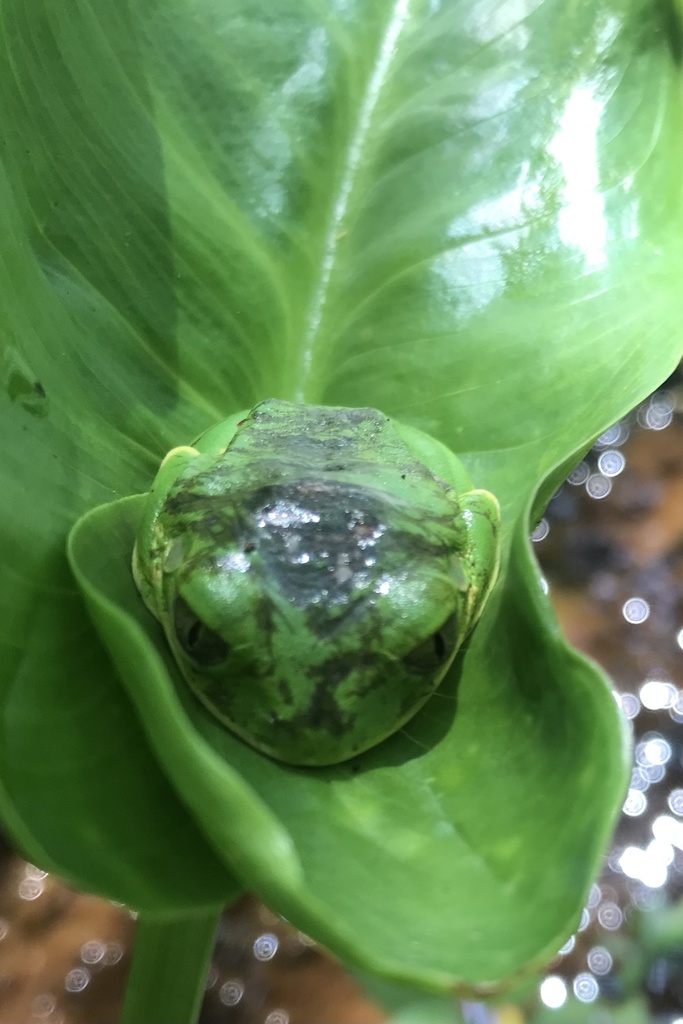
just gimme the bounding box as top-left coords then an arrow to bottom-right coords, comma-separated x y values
1,0 -> 683,993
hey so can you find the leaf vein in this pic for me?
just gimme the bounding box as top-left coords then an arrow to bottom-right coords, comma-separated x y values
295,0 -> 413,398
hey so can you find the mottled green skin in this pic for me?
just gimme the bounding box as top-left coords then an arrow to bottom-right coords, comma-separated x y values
133,400 -> 500,766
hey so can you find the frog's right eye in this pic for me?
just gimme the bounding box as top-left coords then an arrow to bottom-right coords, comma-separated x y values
173,596 -> 230,666
402,610 -> 459,674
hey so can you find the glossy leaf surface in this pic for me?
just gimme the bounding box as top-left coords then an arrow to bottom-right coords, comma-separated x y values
2,0 -> 683,990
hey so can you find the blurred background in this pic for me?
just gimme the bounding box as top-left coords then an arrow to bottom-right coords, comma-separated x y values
1,371 -> 683,1024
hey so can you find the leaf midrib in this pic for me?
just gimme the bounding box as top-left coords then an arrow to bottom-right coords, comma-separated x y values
293,0 -> 413,402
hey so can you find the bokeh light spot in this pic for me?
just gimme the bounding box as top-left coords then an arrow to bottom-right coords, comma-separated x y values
31,994 -> 56,1019
265,1011 -> 290,1024
253,933 -> 279,961
597,902 -> 623,930
619,693 -> 641,719
639,680 -> 675,708
637,736 -> 672,765
64,968 -> 90,993
597,449 -> 626,477
623,598 -> 650,624
619,846 -> 668,888
18,877 -> 44,901
219,980 -> 244,1007
586,474 -> 612,499
531,519 -> 549,542
652,815 -> 683,850
623,789 -> 647,817
540,976 -> 567,1009
80,940 -> 106,965
567,461 -> 590,485
573,972 -> 599,1003
641,395 -> 674,431
595,422 -> 629,448
587,946 -> 613,976
102,942 -> 124,966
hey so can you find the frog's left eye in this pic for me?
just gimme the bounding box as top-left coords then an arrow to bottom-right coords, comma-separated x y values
173,596 -> 230,666
402,610 -> 459,674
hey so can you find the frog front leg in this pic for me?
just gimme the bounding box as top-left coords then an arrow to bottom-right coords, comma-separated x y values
190,409 -> 251,455
132,445 -> 202,615
458,489 -> 501,630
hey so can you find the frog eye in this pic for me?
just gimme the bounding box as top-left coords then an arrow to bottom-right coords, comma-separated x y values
173,596 -> 230,666
402,610 -> 459,673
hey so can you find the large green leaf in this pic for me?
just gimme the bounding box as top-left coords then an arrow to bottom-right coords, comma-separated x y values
1,0 -> 683,990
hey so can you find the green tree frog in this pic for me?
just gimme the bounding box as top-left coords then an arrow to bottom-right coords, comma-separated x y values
133,400 -> 500,766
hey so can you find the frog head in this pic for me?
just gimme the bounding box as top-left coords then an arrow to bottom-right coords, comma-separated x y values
133,401 -> 500,766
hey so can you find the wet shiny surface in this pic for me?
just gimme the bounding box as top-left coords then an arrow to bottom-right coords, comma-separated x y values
2,379 -> 683,1022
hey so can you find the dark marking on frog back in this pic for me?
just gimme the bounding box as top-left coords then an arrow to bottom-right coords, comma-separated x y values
242,477 -> 455,619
